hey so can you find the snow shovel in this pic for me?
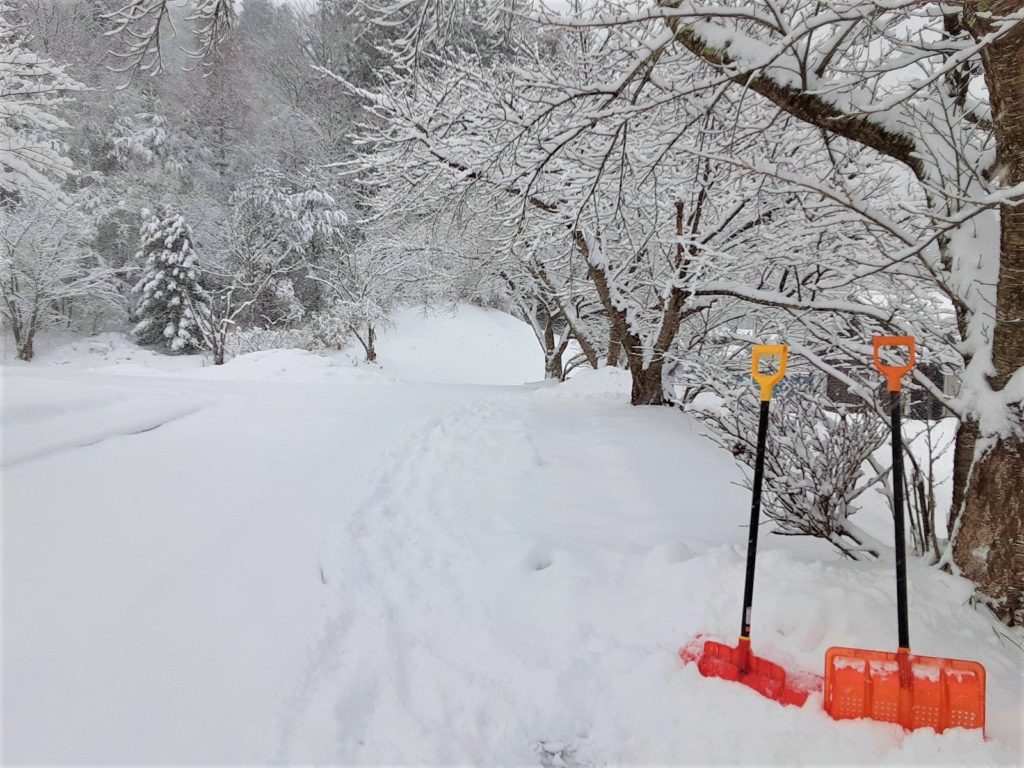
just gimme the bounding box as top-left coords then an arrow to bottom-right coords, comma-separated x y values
680,344 -> 820,707
823,336 -> 986,733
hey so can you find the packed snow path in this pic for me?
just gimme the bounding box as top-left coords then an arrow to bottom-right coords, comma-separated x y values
2,308 -> 1021,765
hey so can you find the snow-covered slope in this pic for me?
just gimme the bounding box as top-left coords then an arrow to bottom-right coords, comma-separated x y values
375,304 -> 544,384
2,308 -> 1020,765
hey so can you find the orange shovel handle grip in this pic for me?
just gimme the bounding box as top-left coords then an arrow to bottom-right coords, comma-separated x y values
872,336 -> 916,392
752,344 -> 787,401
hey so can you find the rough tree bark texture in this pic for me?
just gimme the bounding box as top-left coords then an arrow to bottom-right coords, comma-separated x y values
956,1 -> 1024,624
949,419 -> 977,534
627,351 -> 667,405
17,330 -> 34,362
365,325 -> 377,363
573,229 -> 625,365
606,316 -> 626,368
11,308 -> 37,362
542,315 -> 566,379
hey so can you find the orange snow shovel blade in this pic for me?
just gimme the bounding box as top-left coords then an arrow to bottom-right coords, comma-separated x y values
680,637 -> 822,707
823,337 -> 987,734
678,346 -> 820,708
824,647 -> 985,732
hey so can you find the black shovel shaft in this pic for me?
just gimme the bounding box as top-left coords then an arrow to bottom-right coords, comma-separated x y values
890,391 -> 910,651
740,399 -> 771,639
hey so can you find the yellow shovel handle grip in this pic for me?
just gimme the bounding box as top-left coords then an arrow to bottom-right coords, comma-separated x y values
752,344 -> 788,401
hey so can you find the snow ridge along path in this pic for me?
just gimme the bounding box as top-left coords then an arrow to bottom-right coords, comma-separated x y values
2,306 -> 1021,765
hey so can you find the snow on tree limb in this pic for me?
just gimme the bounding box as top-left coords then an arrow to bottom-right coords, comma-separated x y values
0,4 -> 83,197
103,0 -> 234,83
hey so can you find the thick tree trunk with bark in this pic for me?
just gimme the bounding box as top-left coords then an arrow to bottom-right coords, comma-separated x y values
13,310 -> 38,361
606,317 -> 626,368
575,207 -> 693,406
17,329 -> 34,361
955,436 -> 1024,623
576,231 -> 635,375
570,326 -> 601,370
956,2 -> 1024,624
627,350 -> 668,405
949,419 -> 978,535
582,244 -> 671,403
545,355 -> 563,380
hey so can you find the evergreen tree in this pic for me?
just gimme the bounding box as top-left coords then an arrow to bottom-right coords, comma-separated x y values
132,210 -> 209,352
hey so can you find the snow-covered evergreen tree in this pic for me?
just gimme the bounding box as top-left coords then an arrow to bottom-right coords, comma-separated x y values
132,210 -> 209,353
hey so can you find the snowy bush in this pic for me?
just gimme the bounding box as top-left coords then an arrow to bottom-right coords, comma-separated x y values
225,326 -> 318,357
308,306 -> 350,350
695,388 -> 886,560
308,296 -> 392,362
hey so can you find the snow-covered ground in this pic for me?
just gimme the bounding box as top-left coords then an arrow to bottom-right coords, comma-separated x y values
2,306 -> 1021,766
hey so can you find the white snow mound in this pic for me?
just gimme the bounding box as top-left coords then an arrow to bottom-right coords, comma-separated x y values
194,349 -> 391,384
541,366 -> 634,399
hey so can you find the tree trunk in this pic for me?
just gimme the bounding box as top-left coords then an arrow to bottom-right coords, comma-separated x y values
624,201 -> 688,406
578,232 -> 683,403
955,436 -> 1024,623
628,353 -> 667,405
9,320 -> 22,356
606,314 -> 626,367
949,419 -> 978,536
956,1 -> 1024,624
543,316 -> 563,380
545,354 -> 563,380
575,231 -> 627,369
565,322 -> 600,370
527,261 -> 601,369
365,324 -> 377,363
17,329 -> 34,361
